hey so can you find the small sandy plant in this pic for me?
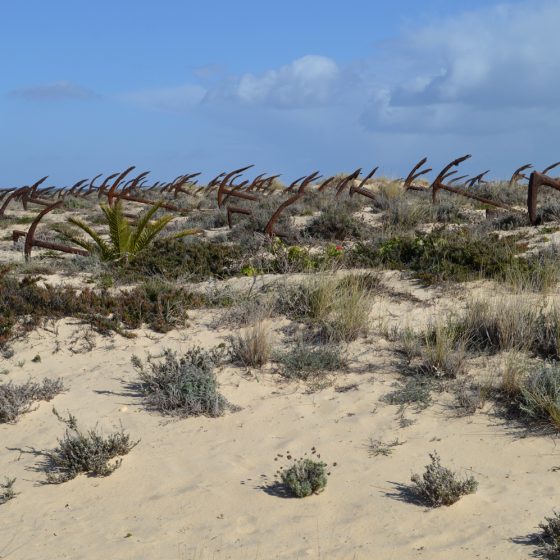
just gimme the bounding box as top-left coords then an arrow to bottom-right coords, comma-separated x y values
367,438 -> 405,457
410,451 -> 478,507
132,346 -> 234,417
0,477 -> 18,505
0,378 -> 64,423
45,409 -> 138,484
538,511 -> 560,558
275,448 -> 329,498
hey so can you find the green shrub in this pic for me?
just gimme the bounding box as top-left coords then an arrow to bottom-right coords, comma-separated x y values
0,378 -> 64,423
352,229 -> 528,284
277,454 -> 328,498
410,452 -> 478,507
128,238 -> 243,281
132,346 -> 235,417
45,409 -> 138,484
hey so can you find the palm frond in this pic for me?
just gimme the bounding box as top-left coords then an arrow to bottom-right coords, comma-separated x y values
101,203 -> 131,255
131,216 -> 175,256
129,203 -> 165,253
67,217 -> 114,259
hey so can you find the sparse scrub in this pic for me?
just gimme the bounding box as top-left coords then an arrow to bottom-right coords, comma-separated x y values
382,376 -> 434,410
451,298 -> 560,359
0,478 -> 18,505
45,409 -> 138,483
132,346 -> 235,417
229,322 -> 272,368
410,451 -> 478,507
0,268 -> 204,346
367,438 -> 404,457
0,378 -> 64,423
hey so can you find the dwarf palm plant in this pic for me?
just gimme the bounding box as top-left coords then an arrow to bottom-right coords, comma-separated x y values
57,201 -> 199,263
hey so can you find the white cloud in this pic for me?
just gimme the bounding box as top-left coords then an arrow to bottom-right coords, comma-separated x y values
233,55 -> 340,108
120,84 -> 207,113
10,81 -> 98,101
362,1 -> 560,133
115,1 -> 560,176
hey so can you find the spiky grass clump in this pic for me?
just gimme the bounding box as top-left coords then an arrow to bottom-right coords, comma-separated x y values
132,346 -> 234,417
419,322 -> 466,378
276,450 -> 329,498
229,322 -> 272,368
518,362 -> 560,430
45,409 -> 138,484
410,452 -> 478,507
0,378 -> 64,423
276,273 -> 377,342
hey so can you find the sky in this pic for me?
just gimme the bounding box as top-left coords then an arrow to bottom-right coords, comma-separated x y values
1,0 -> 557,186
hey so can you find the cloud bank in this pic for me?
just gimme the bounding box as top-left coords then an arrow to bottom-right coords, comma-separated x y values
10,81 -> 99,101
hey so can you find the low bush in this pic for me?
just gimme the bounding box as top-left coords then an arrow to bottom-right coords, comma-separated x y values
0,268 -> 204,346
367,438 -> 404,457
276,452 -> 329,498
127,238 -> 243,281
132,346 -> 234,417
0,378 -> 64,423
537,511 -> 560,558
352,229 -> 530,285
305,203 -> 365,241
45,409 -> 138,483
410,452 -> 478,507
451,298 -> 560,360
276,340 -> 346,381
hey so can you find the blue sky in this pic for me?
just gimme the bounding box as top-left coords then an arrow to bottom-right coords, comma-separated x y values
1,0 -> 556,185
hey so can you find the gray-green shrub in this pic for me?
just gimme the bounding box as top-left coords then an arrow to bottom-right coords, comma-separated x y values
410,452 -> 478,507
45,409 -> 138,484
132,346 -> 234,417
0,378 -> 64,423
